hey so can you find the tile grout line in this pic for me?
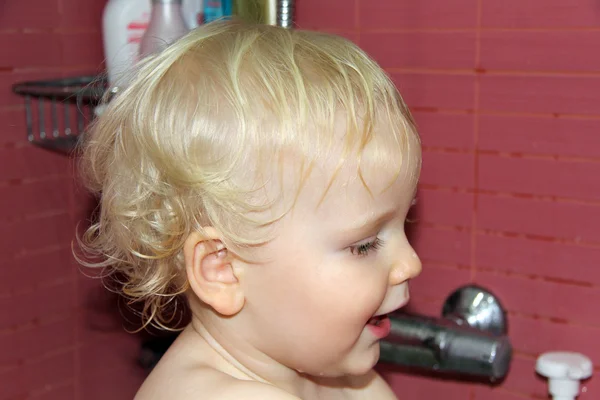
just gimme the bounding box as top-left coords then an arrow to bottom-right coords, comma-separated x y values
470,0 -> 483,287
354,0 -> 361,44
60,0 -> 82,392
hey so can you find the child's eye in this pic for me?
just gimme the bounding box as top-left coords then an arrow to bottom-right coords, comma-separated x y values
349,237 -> 384,257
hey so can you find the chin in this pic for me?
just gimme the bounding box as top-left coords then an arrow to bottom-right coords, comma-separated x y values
341,343 -> 381,376
302,345 -> 381,378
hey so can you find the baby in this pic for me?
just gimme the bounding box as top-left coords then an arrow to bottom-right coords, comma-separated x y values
78,20 -> 422,400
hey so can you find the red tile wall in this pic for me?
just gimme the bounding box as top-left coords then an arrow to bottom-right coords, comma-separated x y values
296,0 -> 600,399
3,1 -> 599,399
0,1 -> 144,399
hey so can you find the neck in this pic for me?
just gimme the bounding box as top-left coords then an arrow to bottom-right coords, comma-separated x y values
186,304 -> 337,398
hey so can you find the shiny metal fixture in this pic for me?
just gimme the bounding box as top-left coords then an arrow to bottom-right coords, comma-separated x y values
442,284 -> 508,336
379,285 -> 512,382
277,0 -> 294,28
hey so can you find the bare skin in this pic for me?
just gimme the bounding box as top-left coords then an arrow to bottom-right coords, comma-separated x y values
135,322 -> 399,400
135,117 -> 421,400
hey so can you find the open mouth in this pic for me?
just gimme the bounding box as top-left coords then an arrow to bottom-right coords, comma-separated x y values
367,314 -> 388,327
366,313 -> 392,338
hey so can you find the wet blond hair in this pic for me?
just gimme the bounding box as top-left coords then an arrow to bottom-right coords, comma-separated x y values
77,20 -> 419,330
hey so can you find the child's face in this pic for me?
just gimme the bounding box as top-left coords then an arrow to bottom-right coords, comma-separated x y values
237,118 -> 422,377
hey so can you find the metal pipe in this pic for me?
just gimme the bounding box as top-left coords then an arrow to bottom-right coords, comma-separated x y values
380,313 -> 512,381
277,0 -> 294,28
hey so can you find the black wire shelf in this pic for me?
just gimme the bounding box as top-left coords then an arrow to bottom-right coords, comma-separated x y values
11,75 -> 107,155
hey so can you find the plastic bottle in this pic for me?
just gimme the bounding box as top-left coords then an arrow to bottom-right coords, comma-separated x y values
182,0 -> 204,28
203,0 -> 223,23
102,0 -> 152,86
139,0 -> 189,58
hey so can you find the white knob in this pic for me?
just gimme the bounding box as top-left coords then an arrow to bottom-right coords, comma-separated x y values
537,352 -> 593,380
536,352 -> 592,400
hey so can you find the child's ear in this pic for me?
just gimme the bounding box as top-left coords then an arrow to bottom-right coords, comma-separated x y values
183,228 -> 244,316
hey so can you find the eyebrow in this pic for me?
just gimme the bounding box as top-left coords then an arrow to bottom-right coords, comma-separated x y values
340,208 -> 398,237
339,188 -> 419,238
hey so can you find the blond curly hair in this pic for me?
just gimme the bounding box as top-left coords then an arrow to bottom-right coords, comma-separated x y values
76,20 -> 418,331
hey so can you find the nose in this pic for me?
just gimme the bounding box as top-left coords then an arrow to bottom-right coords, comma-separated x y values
389,243 -> 422,286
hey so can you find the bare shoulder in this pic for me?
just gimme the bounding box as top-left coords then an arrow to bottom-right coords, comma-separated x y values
135,366 -> 300,400
213,380 -> 302,400
133,327 -> 301,400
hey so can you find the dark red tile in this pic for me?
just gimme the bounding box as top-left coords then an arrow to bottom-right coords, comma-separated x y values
361,32 -> 476,70
509,314 -> 600,363
0,0 -> 61,30
481,0 -> 600,28
360,0 -> 478,29
0,108 -> 29,146
412,226 -> 472,265
421,150 -> 475,188
410,263 -> 471,300
414,111 -> 475,150
61,32 -> 104,67
479,75 -> 600,116
296,0 -> 357,30
478,154 -> 600,201
415,188 -> 474,227
481,31 -> 600,72
478,194 -> 600,243
478,115 -> 600,158
0,33 -> 62,69
476,234 -> 600,285
475,271 -> 600,326
392,73 -> 476,110
0,280 -> 75,329
59,0 -> 105,30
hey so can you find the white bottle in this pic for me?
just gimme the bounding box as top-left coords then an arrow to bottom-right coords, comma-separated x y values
102,0 -> 152,87
139,0 -> 189,58
182,0 -> 204,29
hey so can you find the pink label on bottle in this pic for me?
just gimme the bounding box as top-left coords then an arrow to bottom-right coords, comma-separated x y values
127,17 -> 149,44
127,22 -> 149,30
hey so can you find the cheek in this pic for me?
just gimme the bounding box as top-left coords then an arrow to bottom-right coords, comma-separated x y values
314,269 -> 388,325
245,254 -> 318,315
